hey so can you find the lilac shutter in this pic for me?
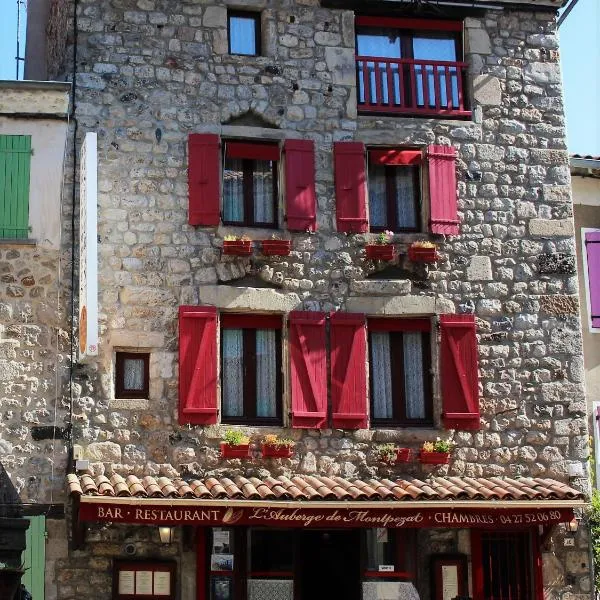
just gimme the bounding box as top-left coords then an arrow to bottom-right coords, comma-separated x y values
586,231 -> 600,328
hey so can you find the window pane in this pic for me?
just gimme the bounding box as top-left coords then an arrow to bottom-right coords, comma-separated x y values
393,167 -> 418,230
229,15 -> 257,55
222,329 -> 244,417
365,529 -> 395,571
248,529 -> 293,572
413,37 -> 458,108
370,332 -> 393,419
123,358 -> 145,391
223,158 -> 244,223
412,37 -> 456,62
368,166 -> 387,228
255,329 -> 277,418
253,160 -> 275,225
403,333 -> 425,419
357,29 -> 402,58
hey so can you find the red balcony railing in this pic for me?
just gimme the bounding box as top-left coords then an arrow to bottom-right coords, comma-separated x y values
356,56 -> 471,118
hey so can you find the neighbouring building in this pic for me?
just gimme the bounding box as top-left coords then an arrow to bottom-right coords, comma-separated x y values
14,0 -> 594,598
0,80 -> 71,600
572,154 -> 600,489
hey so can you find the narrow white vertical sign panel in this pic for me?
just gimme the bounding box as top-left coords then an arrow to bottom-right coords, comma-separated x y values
79,132 -> 98,362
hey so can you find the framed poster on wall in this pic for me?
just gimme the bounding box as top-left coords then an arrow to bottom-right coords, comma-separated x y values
113,561 -> 176,600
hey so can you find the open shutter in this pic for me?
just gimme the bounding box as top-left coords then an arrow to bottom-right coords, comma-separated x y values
188,133 -> 220,226
334,142 -> 367,233
428,144 -> 458,235
179,305 -> 218,424
284,139 -> 317,231
23,516 -> 45,600
289,311 -> 327,428
585,231 -> 600,328
440,314 -> 479,430
0,135 -> 31,239
330,313 -> 367,429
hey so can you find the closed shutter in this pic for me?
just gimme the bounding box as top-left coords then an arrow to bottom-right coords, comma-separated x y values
440,314 -> 480,430
0,134 -> 31,239
289,311 -> 327,428
585,231 -> 600,328
188,134 -> 220,226
23,515 -> 45,600
284,139 -> 317,231
179,306 -> 218,424
428,144 -> 458,235
330,313 -> 367,429
334,142 -> 368,233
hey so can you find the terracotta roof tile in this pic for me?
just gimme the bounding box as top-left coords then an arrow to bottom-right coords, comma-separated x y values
68,473 -> 585,503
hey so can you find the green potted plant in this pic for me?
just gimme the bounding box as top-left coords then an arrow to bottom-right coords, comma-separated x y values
408,240 -> 439,263
260,234 -> 292,256
220,429 -> 251,458
223,234 -> 253,256
261,434 -> 295,458
366,230 -> 396,260
418,439 -> 453,465
377,443 -> 412,465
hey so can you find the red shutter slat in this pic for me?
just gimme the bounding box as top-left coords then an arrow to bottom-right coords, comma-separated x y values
179,306 -> 218,424
440,314 -> 479,430
369,149 -> 422,165
289,311 -> 327,428
334,142 -> 368,233
330,312 -> 367,429
428,144 -> 459,235
284,139 -> 317,231
585,231 -> 600,328
188,134 -> 220,226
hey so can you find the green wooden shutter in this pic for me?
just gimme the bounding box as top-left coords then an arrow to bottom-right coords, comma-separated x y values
23,515 -> 46,600
0,134 -> 32,239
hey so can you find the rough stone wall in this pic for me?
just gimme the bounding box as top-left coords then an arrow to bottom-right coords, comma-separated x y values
59,0 -> 592,598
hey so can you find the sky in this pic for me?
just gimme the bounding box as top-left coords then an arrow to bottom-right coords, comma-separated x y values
0,0 -> 597,154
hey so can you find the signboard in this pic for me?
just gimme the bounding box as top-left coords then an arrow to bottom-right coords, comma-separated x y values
78,501 -> 574,530
79,132 -> 98,362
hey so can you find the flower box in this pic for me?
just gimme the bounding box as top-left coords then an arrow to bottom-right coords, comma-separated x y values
223,240 -> 253,256
418,451 -> 450,465
220,442 -> 250,458
366,244 -> 396,260
260,240 -> 291,256
408,246 -> 438,263
395,448 -> 412,463
261,444 -> 293,458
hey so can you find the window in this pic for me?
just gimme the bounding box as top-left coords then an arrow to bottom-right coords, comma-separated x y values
363,528 -> 416,579
220,314 -> 282,425
228,11 -> 260,56
475,532 -> 535,599
368,319 -> 432,426
223,141 -> 279,228
355,16 -> 469,117
0,135 -> 32,239
115,352 -> 150,399
368,149 -> 421,232
583,229 -> 600,332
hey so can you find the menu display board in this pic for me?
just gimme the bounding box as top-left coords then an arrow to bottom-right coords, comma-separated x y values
113,561 -> 175,600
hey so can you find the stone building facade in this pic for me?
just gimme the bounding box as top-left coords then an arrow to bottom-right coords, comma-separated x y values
18,0 -> 594,598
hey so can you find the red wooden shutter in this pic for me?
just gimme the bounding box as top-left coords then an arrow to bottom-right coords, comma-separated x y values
188,134 -> 220,226
179,305 -> 218,424
284,139 -> 317,231
428,144 -> 459,235
289,311 -> 327,428
585,231 -> 600,328
334,142 -> 368,233
330,313 -> 367,429
440,314 -> 479,430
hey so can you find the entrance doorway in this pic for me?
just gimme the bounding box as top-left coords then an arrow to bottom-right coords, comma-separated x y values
296,530 -> 361,600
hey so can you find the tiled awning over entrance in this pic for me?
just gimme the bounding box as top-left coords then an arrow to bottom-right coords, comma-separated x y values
68,473 -> 584,503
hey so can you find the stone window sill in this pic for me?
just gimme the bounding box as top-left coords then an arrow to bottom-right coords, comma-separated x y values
0,238 -> 37,246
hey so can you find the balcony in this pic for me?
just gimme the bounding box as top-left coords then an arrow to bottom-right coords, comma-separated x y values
356,56 -> 471,118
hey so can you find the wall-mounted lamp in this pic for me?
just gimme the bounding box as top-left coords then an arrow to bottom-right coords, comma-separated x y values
568,518 -> 579,533
158,526 -> 175,544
